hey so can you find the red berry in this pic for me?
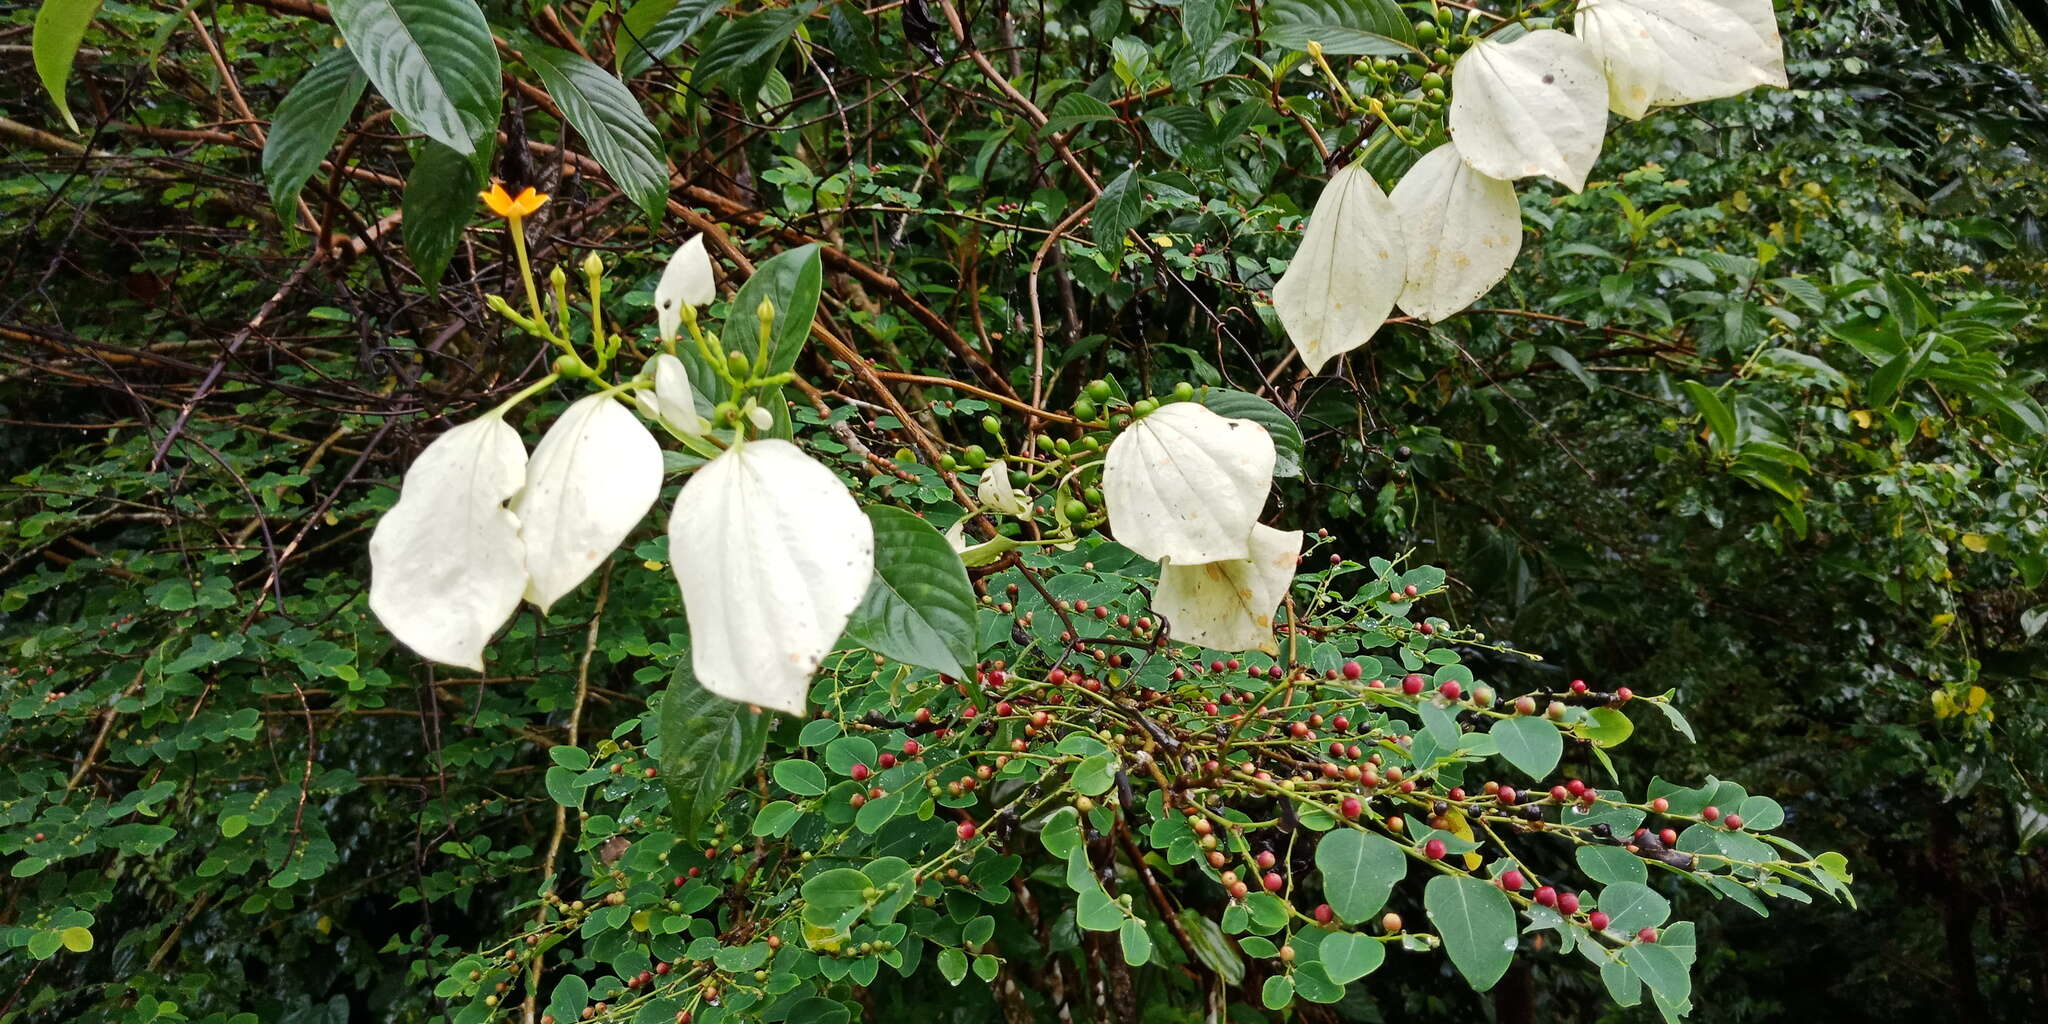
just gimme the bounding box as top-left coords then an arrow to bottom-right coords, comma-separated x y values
1500,869 -> 1525,891
1566,779 -> 1587,796
1570,679 -> 1588,694
1210,660 -> 1225,674
1535,886 -> 1558,907
962,705 -> 978,719
1588,911 -> 1610,931
1550,786 -> 1569,803
1402,674 -> 1425,695
1262,872 -> 1284,893
1558,891 -> 1581,914
1342,661 -> 1362,680
1651,797 -> 1668,813
850,763 -> 870,781
1226,659 -> 1241,671
902,740 -> 922,756
1333,715 -> 1350,731
1314,903 -> 1334,925
673,876 -> 686,887
1660,828 -> 1679,846
1047,668 -> 1067,685
879,753 -> 896,769
1404,584 -> 1418,596
1702,805 -> 1720,821
956,821 -> 977,841
1440,681 -> 1462,701
1256,850 -> 1277,870
1341,797 -> 1363,819
915,707 -> 932,723
1724,813 -> 1744,830
1614,686 -> 1633,702
1637,927 -> 1658,943
1424,839 -> 1447,860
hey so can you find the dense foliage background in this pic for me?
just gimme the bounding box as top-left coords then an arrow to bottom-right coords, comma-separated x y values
2,0 -> 2043,1020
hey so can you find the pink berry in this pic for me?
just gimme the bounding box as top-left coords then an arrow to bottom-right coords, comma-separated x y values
1262,872 -> 1284,893
1342,661 -> 1362,680
1424,839 -> 1447,860
1402,674 -> 1425,695
1588,911 -> 1610,931
1637,927 -> 1658,943
1702,806 -> 1720,822
1440,681 -> 1462,701
1535,886 -> 1558,908
1725,813 -> 1744,830
1558,892 -> 1581,914
850,763 -> 870,781
957,821 -> 977,841
1500,870 -> 1525,891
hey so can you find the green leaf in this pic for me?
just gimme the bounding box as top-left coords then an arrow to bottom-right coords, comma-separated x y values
1118,918 -> 1153,965
1627,940 -> 1692,1004
844,507 -> 977,679
800,867 -> 873,932
752,800 -> 802,836
1596,882 -> 1671,936
937,946 -> 968,984
1314,829 -> 1405,924
260,50 -> 368,217
1045,92 -> 1119,133
1263,0 -> 1418,55
616,0 -> 725,77
1678,381 -> 1738,455
1649,694 -> 1696,742
402,140 -> 486,285
773,759 -> 828,796
1490,716 -> 1562,781
660,657 -> 772,840
331,0 -> 501,155
59,926 -> 93,953
727,243 -> 825,376
1736,795 -> 1784,831
546,974 -> 590,1024
1320,931 -> 1384,984
544,765 -> 588,808
31,0 -> 104,132
1576,845 -> 1648,885
520,44 -> 669,221
1545,345 -> 1598,393
1076,883 -> 1124,930
1580,707 -> 1635,748
1261,975 -> 1295,1009
1092,168 -> 1147,248
1040,806 -> 1084,858
1425,873 -> 1515,991
1198,389 -> 1305,477
694,5 -> 811,101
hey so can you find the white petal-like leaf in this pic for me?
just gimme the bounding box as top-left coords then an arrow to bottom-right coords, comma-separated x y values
1272,164 -> 1406,374
977,460 -> 1031,516
1448,30 -> 1609,193
635,353 -> 706,435
1154,525 -> 1304,654
1391,143 -> 1524,323
1104,402 -> 1276,564
1576,0 -> 1786,119
514,394 -> 664,613
368,416 -> 528,670
668,440 -> 875,715
655,234 -> 716,344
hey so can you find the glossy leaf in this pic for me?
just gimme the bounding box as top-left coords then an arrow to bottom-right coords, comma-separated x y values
402,139 -> 485,285
616,0 -> 725,77
31,0 -> 103,132
520,44 -> 670,221
660,659 -> 773,840
261,49 -> 368,217
844,506 -> 978,679
330,0 -> 500,155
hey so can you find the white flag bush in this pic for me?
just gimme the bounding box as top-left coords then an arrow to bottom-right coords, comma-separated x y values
1390,142 -> 1524,323
667,439 -> 874,715
1104,402 -> 1277,564
1448,29 -> 1609,193
1577,0 -> 1789,118
1154,524 -> 1304,654
513,394 -> 663,613
368,416 -> 530,670
1271,164 -> 1406,373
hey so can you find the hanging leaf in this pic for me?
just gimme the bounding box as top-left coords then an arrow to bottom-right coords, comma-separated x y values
31,0 -> 104,132
659,656 -> 773,839
1576,0 -> 1786,119
694,5 -> 811,98
330,0 -> 501,156
520,44 -> 670,221
1153,525 -> 1302,653
261,49 -> 368,217
1104,402 -> 1276,564
402,139 -> 486,286
1092,167 -> 1148,248
1315,829 -> 1407,924
1390,142 -> 1523,323
1272,164 -> 1405,373
615,0 -> 726,78
844,506 -> 978,679
1447,30 -> 1608,192
368,415 -> 529,670
1425,873 -> 1517,991
667,440 -> 874,715
514,394 -> 664,613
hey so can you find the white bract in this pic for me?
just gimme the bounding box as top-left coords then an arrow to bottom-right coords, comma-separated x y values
1154,524 -> 1303,654
1390,143 -> 1523,323
1448,30 -> 1609,192
1104,402 -> 1276,564
368,416 -> 529,670
654,235 -> 716,345
514,394 -> 664,613
634,353 -> 706,435
1271,164 -> 1406,374
667,439 -> 875,715
1576,0 -> 1787,119
977,460 -> 1031,516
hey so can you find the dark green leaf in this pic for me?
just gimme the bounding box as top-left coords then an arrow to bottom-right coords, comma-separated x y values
520,44 -> 669,221
331,0 -> 500,155
262,51 -> 369,217
402,140 -> 485,286
616,0 -> 725,77
659,656 -> 772,840
1263,0 -> 1418,55
1092,168 -> 1147,248
1198,389 -> 1305,477
726,243 -> 824,375
844,507 -> 977,679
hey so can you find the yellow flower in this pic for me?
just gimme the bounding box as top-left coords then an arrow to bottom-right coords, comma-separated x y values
480,182 -> 549,219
